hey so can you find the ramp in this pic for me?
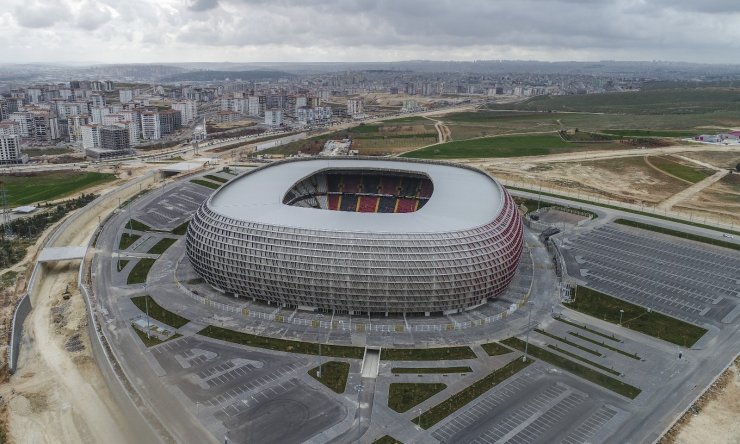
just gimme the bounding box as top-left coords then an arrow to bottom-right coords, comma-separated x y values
37,246 -> 87,263
360,348 -> 380,378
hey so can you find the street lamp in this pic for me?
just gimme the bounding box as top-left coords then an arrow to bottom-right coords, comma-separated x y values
619,309 -> 624,326
523,301 -> 533,362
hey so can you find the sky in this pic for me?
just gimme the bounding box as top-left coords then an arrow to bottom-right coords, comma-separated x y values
2,0 -> 740,64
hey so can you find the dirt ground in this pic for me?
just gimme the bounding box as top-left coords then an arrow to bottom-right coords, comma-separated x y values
465,145 -> 740,226
663,358 -> 740,444
0,172 -> 161,443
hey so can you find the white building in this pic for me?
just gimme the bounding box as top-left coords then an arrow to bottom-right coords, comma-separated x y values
119,89 -> 134,103
264,109 -> 283,127
81,125 -> 101,149
8,112 -> 33,138
0,134 -> 25,164
347,98 -> 364,116
0,121 -> 20,136
171,101 -> 197,124
90,93 -> 106,108
90,106 -> 111,124
248,96 -> 261,116
140,112 -> 161,140
296,106 -> 333,125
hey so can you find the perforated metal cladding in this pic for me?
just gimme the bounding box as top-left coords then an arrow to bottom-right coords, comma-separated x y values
185,188 -> 523,314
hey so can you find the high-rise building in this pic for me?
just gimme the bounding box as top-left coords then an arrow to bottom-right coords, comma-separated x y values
347,98 -> 364,116
171,101 -> 197,124
0,134 -> 25,164
8,112 -> 33,138
81,124 -> 101,149
100,125 -> 130,151
140,112 -> 161,140
264,109 -> 283,127
158,109 -> 182,135
119,89 -> 134,103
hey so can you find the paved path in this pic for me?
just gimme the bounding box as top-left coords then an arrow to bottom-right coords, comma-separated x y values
656,169 -> 730,210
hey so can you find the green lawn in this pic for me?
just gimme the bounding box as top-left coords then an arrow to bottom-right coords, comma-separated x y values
502,337 -> 641,399
131,295 -> 190,328
602,129 -> 702,138
147,238 -> 177,255
203,174 -> 229,183
614,219 -> 739,251
565,286 -> 707,347
198,325 -> 365,358
125,219 -> 152,232
391,366 -> 472,374
388,383 -> 447,413
381,346 -> 476,361
413,357 -> 532,428
649,156 -> 712,183
190,179 -> 221,189
171,221 -> 189,235
481,342 -> 514,356
401,134 -> 612,159
0,171 -> 116,206
118,233 -> 140,250
308,361 -> 350,393
117,260 -> 129,272
126,258 -> 156,285
22,147 -> 75,157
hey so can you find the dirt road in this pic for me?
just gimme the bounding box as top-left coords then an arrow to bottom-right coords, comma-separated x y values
657,169 -> 730,211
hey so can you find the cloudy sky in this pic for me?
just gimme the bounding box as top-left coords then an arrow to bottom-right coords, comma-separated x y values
2,0 -> 740,64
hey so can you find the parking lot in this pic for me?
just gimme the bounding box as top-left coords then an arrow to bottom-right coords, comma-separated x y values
149,335 -> 345,443
562,224 -> 740,324
136,182 -> 214,230
431,364 -> 626,444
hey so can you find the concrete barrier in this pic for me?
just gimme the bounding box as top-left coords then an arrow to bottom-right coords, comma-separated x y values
7,293 -> 31,374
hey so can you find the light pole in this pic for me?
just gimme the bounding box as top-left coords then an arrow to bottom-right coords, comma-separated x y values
523,301 -> 533,362
619,309 -> 624,326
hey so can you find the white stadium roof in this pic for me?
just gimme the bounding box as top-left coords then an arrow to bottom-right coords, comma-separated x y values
209,158 -> 504,234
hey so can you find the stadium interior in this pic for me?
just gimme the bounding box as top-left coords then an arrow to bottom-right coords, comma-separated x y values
283,169 -> 434,213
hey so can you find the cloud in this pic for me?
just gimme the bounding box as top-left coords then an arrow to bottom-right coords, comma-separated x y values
13,0 -> 71,28
189,0 -> 219,12
2,0 -> 740,63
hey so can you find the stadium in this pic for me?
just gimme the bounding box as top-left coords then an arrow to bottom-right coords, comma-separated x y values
185,157 -> 523,315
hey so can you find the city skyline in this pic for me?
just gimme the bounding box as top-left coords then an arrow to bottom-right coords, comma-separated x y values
3,0 -> 740,64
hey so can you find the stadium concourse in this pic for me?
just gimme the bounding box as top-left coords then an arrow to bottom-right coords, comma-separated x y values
186,157 -> 524,315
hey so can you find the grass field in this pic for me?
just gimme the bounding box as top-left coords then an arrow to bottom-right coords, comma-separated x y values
171,221 -> 189,235
648,156 -> 713,183
553,316 -> 621,342
190,179 -> 221,189
481,342 -> 513,356
502,337 -> 641,399
125,219 -> 152,232
489,87 -> 740,115
391,366 -> 472,374
413,357 -> 532,428
401,134 -> 622,159
308,361 -> 350,393
117,260 -> 129,272
614,219 -> 739,251
198,325 -> 365,358
565,286 -> 707,347
388,383 -> 447,413
0,171 -> 116,206
602,129 -> 702,138
203,174 -> 229,183
21,148 -> 76,157
131,295 -> 190,328
380,346 -> 476,361
147,238 -> 177,255
126,258 -> 156,285
119,233 -> 140,250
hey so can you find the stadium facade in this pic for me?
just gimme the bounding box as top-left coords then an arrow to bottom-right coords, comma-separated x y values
186,157 -> 523,315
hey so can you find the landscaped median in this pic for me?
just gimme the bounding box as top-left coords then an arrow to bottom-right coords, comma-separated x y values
131,295 -> 190,328
388,383 -> 447,413
381,346 -> 476,361
126,258 -> 156,285
391,366 -> 472,375
198,325 -> 365,358
411,356 -> 532,429
501,337 -> 641,399
190,179 -> 222,190
565,286 -> 707,347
